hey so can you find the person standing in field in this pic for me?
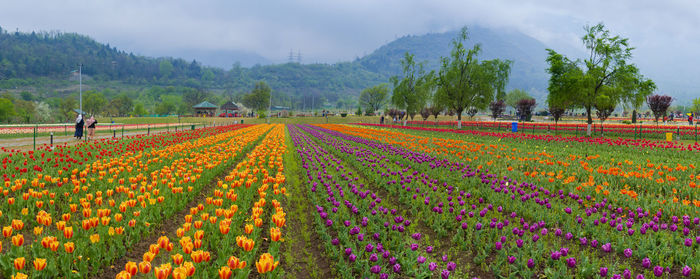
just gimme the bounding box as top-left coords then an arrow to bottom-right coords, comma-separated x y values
86,115 -> 97,141
690,113 -> 694,125
74,113 -> 84,140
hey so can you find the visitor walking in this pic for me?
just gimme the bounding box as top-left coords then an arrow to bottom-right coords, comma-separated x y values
74,113 -> 84,140
690,113 -> 694,125
86,115 -> 97,141
380,115 -> 384,125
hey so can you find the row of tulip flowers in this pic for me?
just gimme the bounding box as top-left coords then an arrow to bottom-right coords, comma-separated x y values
309,124 -> 697,278
405,120 -> 700,136
115,124 -> 288,279
0,124 -> 270,278
347,124 -> 700,214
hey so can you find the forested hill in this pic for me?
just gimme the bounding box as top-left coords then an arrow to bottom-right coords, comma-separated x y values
1,25 -> 553,102
355,26 -> 551,98
0,27 -> 386,102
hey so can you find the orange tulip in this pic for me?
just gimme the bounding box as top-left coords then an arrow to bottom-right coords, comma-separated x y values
244,224 -> 254,234
11,273 -> 27,279
182,242 -> 193,254
227,256 -> 246,269
190,250 -> 204,263
125,261 -> 138,276
219,223 -> 230,235
182,261 -> 195,276
49,239 -> 59,252
171,266 -> 187,279
12,234 -> 24,246
270,227 -> 281,242
154,263 -> 172,279
254,218 -> 263,227
63,227 -> 73,239
242,238 -> 254,251
2,226 -> 12,237
90,233 -> 100,243
194,230 -> 204,240
194,239 -> 202,249
172,253 -> 184,266
218,266 -> 232,279
64,242 -> 75,253
255,253 -> 279,274
115,271 -> 132,279
158,236 -> 170,249
33,258 -> 46,271
139,261 -> 151,274
14,257 -> 25,270
11,219 -> 24,230
143,251 -> 156,262
149,244 -> 160,255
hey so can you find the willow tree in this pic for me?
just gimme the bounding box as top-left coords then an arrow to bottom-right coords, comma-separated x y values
436,27 -> 511,129
545,23 -> 654,136
391,53 -> 434,123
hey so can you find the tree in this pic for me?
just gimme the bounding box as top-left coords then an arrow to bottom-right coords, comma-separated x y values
420,107 -> 431,122
594,94 -> 617,135
545,23 -> 650,136
159,60 -> 174,78
359,84 -> 389,114
83,91 -> 106,116
435,27 -> 511,128
692,98 -> 700,115
505,89 -> 531,113
516,98 -> 536,121
647,94 -> 672,124
390,53 -> 434,122
132,103 -> 148,116
489,100 -> 505,120
0,98 -> 15,123
548,105 -> 565,125
241,81 -> 271,111
183,88 -> 211,107
59,97 -> 77,122
110,94 -> 133,116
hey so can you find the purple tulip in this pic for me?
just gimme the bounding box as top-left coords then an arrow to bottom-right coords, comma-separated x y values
642,258 -> 651,268
685,238 -> 693,247
508,256 -> 516,264
442,254 -> 448,262
366,243 -> 374,252
653,266 -> 663,277
370,265 -> 381,274
623,269 -> 631,279
600,267 -> 608,277
446,261 -> 456,271
393,264 -> 401,274
344,248 -> 352,256
682,265 -> 692,277
566,257 -> 576,268
636,275 -> 645,279
348,254 -> 356,262
417,256 -> 426,264
331,238 -> 339,245
495,242 -> 502,250
532,234 -> 540,243
410,243 -> 418,251
565,207 -> 572,214
602,242 -> 612,252
441,269 -> 450,279
426,246 -> 434,253
623,248 -> 632,258
475,223 -> 482,230
369,253 -> 378,262
516,239 -> 523,248
380,274 -> 388,279
429,262 -> 437,271
550,251 -> 561,260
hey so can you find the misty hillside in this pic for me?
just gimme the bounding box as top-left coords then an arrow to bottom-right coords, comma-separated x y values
356,26 -> 551,99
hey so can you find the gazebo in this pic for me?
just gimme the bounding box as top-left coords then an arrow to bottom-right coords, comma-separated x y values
220,101 -> 239,117
193,101 -> 217,117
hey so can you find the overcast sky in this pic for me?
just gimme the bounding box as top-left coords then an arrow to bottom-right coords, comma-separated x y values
1,0 -> 699,97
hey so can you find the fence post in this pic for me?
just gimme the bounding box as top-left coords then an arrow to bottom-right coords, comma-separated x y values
33,125 -> 37,150
576,125 -> 578,137
122,125 -> 124,138
113,128 -> 116,138
696,123 -> 698,143
148,124 -> 150,135
532,124 -> 535,135
50,132 -> 53,146
64,124 -> 67,136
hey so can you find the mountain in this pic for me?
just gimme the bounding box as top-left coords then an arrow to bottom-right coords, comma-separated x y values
163,48 -> 272,68
355,26 -> 552,100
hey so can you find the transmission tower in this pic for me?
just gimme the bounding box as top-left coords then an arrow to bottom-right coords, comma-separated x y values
288,49 -> 294,63
296,50 -> 302,64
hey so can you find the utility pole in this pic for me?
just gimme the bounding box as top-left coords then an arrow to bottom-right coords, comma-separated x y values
267,91 -> 271,124
79,64 -> 83,114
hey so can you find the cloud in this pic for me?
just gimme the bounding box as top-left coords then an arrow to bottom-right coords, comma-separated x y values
1,0 -> 699,94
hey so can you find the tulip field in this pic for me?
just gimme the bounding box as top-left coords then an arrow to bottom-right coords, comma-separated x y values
1,122 -> 699,278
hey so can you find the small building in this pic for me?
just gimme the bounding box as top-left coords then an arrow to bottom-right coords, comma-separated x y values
193,101 -> 217,117
220,101 -> 240,117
